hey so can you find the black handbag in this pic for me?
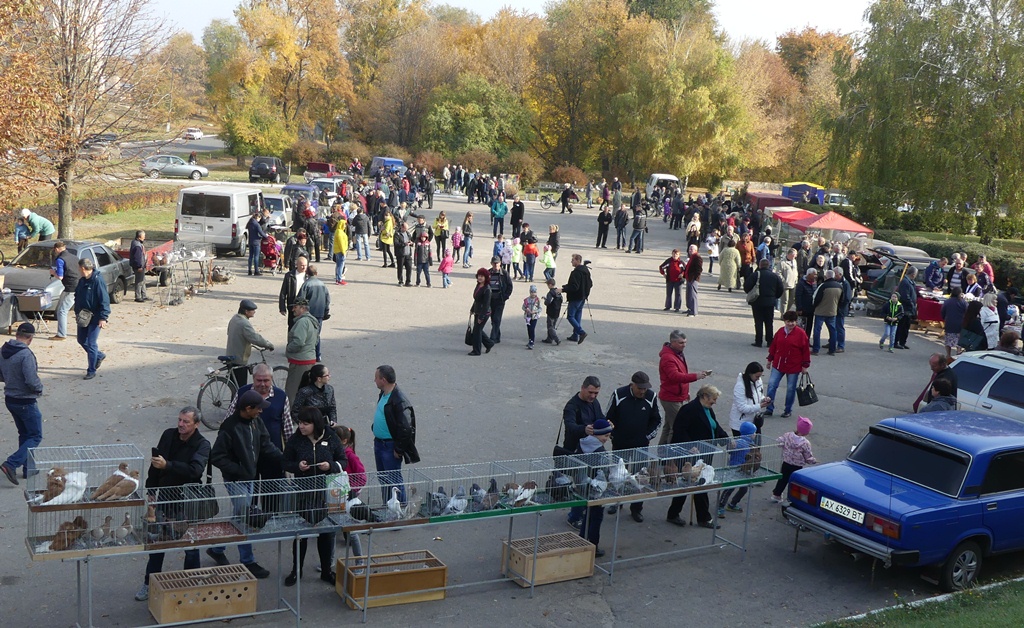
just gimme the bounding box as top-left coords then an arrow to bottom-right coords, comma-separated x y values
464,314 -> 474,346
182,462 -> 219,522
957,328 -> 985,351
797,373 -> 819,407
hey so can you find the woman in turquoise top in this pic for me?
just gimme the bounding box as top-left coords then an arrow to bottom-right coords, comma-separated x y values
666,385 -> 726,529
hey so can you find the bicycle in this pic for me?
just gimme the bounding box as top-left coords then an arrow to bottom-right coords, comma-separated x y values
197,348 -> 288,430
540,192 -> 577,212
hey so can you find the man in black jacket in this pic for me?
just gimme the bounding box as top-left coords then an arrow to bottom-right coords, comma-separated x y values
563,255 -> 593,344
744,259 -> 784,348
510,195 -> 525,239
606,372 -> 662,522
613,205 -> 629,249
136,407 -> 211,601
372,365 -> 419,503
207,390 -> 283,579
488,256 -> 514,344
562,375 -> 604,530
596,207 -> 612,248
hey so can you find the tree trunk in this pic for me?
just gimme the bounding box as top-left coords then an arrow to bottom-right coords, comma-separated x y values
237,155 -> 245,168
57,161 -> 74,239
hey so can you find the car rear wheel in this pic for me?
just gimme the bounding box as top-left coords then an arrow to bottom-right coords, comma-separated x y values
110,277 -> 126,304
940,541 -> 982,591
190,170 -> 202,180
148,170 -> 160,179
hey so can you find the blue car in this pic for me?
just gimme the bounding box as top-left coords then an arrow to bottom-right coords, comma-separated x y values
783,412 -> 1024,591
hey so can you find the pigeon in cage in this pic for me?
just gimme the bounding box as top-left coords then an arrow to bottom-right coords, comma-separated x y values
662,461 -> 678,485
470,483 -> 486,504
32,467 -> 68,504
502,483 -> 520,502
513,481 -> 538,507
90,463 -> 130,500
94,470 -> 139,501
429,486 -> 449,515
589,470 -> 608,495
90,515 -> 113,544
113,513 -> 133,544
608,457 -> 629,490
404,487 -> 422,519
386,486 -> 404,519
43,471 -> 89,505
51,516 -> 89,551
144,504 -> 157,523
634,467 -> 650,488
442,485 -> 468,515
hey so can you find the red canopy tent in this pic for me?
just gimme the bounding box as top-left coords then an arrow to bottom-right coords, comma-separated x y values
790,211 -> 873,235
772,208 -> 818,225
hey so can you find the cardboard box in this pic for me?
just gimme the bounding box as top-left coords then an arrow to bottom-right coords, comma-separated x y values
149,565 -> 257,624
501,531 -> 595,587
17,293 -> 51,312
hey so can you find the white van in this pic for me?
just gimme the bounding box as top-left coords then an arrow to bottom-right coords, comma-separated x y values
175,186 -> 263,256
646,173 -> 680,199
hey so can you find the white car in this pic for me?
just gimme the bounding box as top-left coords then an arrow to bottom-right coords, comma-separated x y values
183,128 -> 204,140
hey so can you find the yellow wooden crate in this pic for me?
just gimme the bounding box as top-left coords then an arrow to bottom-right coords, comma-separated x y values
338,550 -> 446,609
501,531 -> 595,587
148,565 -> 257,624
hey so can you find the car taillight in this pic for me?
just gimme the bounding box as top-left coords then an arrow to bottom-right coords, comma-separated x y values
174,218 -> 179,234
270,166 -> 277,172
231,223 -> 237,239
867,513 -> 900,539
789,482 -> 818,506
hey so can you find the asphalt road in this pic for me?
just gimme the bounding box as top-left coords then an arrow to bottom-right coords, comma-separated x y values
0,193 -> 1015,627
119,135 -> 226,159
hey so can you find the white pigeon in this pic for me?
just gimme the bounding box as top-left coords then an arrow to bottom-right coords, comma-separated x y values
442,485 -> 468,515
43,472 -> 88,505
608,457 -> 629,490
386,487 -> 403,519
589,470 -> 608,495
513,481 -> 538,506
624,472 -> 642,491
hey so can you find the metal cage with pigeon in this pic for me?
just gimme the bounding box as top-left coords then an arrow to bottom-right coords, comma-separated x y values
655,437 -> 782,494
411,462 -> 519,519
25,444 -> 147,560
568,447 -> 660,502
495,455 -> 588,508
335,473 -> 432,527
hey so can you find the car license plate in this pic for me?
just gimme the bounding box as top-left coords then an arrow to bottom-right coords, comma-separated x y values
820,497 -> 865,524
179,222 -> 202,232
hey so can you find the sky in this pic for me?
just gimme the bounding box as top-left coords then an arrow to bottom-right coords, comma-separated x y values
155,0 -> 875,46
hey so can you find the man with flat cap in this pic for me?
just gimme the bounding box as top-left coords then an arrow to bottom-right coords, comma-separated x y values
226,299 -> 275,387
604,371 -> 662,522
0,323 -> 43,484
285,298 -> 318,402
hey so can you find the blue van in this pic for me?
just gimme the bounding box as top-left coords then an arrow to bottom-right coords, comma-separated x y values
370,156 -> 406,177
280,183 -> 320,212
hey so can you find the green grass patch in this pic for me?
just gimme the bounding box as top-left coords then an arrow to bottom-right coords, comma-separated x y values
821,580 -> 1024,627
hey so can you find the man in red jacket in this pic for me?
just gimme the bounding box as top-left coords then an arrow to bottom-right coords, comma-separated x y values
764,311 -> 811,418
657,330 -> 710,444
659,249 -> 684,312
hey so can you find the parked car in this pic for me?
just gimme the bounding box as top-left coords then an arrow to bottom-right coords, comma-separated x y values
280,183 -> 320,215
182,127 -> 204,140
302,161 -> 343,182
140,155 -> 208,180
645,173 -> 680,200
84,133 -> 118,147
784,411 -> 1024,591
0,240 -> 133,308
249,156 -> 289,184
79,143 -> 122,162
310,177 -> 343,207
262,194 -> 293,230
862,248 -> 939,316
948,351 -> 1024,422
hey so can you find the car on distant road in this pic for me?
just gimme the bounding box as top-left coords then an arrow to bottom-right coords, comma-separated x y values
249,156 -> 289,184
84,133 -> 118,146
0,240 -> 134,308
182,128 -> 204,140
784,412 -> 1024,591
140,154 -> 208,180
79,143 -> 122,162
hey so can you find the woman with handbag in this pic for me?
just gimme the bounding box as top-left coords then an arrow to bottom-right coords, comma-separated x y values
282,407 -> 346,586
961,300 -> 990,351
293,364 -> 337,427
730,361 -> 769,436
468,268 -> 494,356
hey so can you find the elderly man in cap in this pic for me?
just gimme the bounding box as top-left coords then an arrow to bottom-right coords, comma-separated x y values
285,298 -> 319,402
207,389 -> 282,579
0,323 -> 43,484
605,371 -> 662,522
225,299 -> 275,387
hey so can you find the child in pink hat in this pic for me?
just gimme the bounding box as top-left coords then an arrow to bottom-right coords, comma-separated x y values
771,416 -> 817,502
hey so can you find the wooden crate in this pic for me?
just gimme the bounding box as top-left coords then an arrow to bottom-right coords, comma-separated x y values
149,565 -> 257,624
338,550 -> 446,609
501,531 -> 595,587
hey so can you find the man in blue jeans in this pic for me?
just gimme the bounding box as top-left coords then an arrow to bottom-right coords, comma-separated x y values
0,323 -> 43,485
562,255 -> 593,344
245,212 -> 267,275
73,258 -> 109,380
49,240 -> 78,341
373,365 -> 419,505
811,270 -> 843,356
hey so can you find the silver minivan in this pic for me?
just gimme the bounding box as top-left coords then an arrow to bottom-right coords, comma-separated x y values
947,351 -> 1024,422
176,185 -> 263,256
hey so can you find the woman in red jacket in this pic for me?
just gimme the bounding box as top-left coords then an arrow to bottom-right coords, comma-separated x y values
659,249 -> 684,312
764,311 -> 811,418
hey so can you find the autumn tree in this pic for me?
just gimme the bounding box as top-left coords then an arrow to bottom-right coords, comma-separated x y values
419,75 -> 534,158
152,33 -> 208,126
776,27 -> 853,85
32,0 -> 167,237
343,0 -> 429,95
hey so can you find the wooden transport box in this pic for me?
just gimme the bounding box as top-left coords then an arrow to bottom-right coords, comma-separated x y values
338,549 -> 447,609
500,531 -> 595,587
148,565 -> 257,624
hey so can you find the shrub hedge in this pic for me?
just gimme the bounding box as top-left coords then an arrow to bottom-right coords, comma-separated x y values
875,229 -> 1024,290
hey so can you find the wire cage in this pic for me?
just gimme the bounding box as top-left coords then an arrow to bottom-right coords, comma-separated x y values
25,444 -> 146,560
568,446 -> 659,502
337,471 -> 432,527
411,462 -> 519,519
655,437 -> 782,493
145,475 -> 353,548
495,455 -> 587,508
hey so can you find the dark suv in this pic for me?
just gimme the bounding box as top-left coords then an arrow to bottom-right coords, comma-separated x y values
249,156 -> 289,184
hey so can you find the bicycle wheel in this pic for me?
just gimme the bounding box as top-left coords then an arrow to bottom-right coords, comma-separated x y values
197,375 -> 237,430
272,365 -> 288,383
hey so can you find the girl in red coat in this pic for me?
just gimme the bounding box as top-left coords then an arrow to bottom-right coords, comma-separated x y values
764,311 -> 811,418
